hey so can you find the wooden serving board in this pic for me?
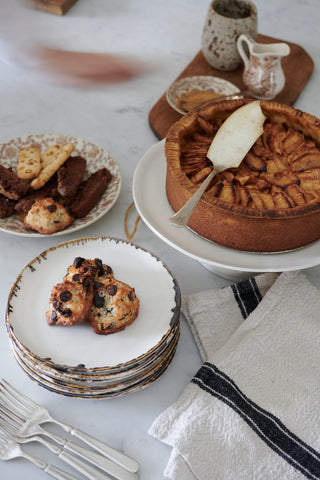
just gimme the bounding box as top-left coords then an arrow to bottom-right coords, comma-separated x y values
149,34 -> 314,140
29,0 -> 78,15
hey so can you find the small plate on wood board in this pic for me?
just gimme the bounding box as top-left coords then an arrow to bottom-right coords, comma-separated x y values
166,75 -> 239,115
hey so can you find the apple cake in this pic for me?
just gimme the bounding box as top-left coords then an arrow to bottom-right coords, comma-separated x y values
165,99 -> 320,252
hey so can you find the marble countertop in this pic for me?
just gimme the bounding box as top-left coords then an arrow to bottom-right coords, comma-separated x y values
0,1 -> 319,479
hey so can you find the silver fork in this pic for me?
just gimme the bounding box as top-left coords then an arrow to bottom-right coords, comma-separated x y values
0,398 -> 138,480
0,379 -> 138,473
0,429 -> 81,480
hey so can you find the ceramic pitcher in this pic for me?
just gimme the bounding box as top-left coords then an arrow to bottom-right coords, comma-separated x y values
237,34 -> 290,99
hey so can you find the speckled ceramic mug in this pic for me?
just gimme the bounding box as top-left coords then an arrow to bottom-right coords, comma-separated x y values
201,0 -> 257,71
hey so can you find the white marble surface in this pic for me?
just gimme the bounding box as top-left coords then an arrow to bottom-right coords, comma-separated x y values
0,1 -> 319,479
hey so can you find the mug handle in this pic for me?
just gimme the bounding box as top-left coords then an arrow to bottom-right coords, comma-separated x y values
237,33 -> 252,69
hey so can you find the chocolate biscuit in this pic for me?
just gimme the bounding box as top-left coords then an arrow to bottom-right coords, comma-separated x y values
67,167 -> 112,218
15,175 -> 58,213
0,165 -> 31,200
0,194 -> 16,218
57,155 -> 86,198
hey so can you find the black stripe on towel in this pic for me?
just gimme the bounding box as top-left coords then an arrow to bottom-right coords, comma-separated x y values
192,363 -> 320,480
231,277 -> 262,319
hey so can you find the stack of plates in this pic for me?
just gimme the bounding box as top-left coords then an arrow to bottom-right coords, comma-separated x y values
6,237 -> 181,399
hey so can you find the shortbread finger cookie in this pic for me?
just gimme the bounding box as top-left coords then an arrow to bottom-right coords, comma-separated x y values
41,144 -> 65,169
31,142 -> 74,190
23,197 -> 73,234
88,278 -> 139,335
46,278 -> 94,326
17,146 -> 42,180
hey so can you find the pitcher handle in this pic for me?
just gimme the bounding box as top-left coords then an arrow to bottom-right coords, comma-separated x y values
237,33 -> 252,69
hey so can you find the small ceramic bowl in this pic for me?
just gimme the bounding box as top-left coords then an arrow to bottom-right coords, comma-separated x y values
166,75 -> 240,115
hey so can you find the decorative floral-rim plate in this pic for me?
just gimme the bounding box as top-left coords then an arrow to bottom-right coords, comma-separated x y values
0,133 -> 121,237
6,237 -> 181,369
166,75 -> 240,115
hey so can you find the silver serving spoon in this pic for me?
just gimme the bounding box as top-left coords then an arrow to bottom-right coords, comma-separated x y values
169,101 -> 266,227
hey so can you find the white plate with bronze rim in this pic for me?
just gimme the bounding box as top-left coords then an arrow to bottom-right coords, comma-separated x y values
166,75 -> 240,115
9,328 -> 179,398
11,337 -> 179,399
7,299 -> 180,378
6,237 -> 181,371
8,320 -> 180,384
0,133 -> 121,237
132,140 -> 320,281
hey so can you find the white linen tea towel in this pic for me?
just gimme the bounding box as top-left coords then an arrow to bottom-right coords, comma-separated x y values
149,271 -> 320,480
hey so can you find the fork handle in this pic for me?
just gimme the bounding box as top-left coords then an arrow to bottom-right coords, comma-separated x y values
34,430 -> 137,479
59,450 -> 113,480
69,428 -> 139,473
44,422 -> 139,474
22,452 -> 80,480
45,464 -> 82,480
64,440 -> 138,480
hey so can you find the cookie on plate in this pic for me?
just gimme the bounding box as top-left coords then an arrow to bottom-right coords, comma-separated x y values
15,175 -> 58,213
0,194 -> 16,218
64,257 -> 113,283
17,146 -> 42,180
88,278 -> 139,335
46,278 -> 94,326
31,142 -> 74,190
57,155 -> 87,198
41,144 -> 64,169
23,197 -> 73,234
0,165 -> 31,200
67,167 -> 112,218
